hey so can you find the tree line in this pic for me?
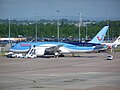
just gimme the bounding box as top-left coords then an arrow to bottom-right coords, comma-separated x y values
0,20 -> 120,39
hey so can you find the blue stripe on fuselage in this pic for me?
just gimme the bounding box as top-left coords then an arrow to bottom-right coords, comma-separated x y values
10,42 -> 100,52
66,42 -> 101,47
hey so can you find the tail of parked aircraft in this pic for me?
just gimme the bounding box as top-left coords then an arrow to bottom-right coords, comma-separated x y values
111,36 -> 120,48
113,36 -> 120,45
89,26 -> 109,44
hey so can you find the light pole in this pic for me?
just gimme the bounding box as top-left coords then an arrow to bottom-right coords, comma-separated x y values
78,13 -> 82,42
8,11 -> 11,48
86,24 -> 88,40
107,12 -> 110,42
56,10 -> 60,42
35,13 -> 38,42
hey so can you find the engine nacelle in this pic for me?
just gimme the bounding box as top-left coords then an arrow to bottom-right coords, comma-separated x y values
112,44 -> 118,48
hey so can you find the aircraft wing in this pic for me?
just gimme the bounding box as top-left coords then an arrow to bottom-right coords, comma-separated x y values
44,45 -> 63,55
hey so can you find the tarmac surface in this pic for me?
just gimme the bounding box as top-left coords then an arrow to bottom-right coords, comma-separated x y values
0,52 -> 120,90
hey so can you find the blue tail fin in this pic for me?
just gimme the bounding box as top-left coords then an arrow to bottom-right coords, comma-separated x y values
89,26 -> 109,44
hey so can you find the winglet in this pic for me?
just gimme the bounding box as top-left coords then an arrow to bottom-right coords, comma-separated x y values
89,26 -> 109,44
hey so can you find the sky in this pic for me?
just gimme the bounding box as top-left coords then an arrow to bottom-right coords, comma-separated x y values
0,0 -> 120,20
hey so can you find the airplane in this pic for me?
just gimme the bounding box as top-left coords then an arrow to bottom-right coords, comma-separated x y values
0,37 -> 26,42
102,36 -> 120,49
9,26 -> 109,58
